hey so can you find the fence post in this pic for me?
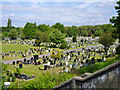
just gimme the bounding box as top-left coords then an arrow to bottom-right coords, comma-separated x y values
72,78 -> 76,90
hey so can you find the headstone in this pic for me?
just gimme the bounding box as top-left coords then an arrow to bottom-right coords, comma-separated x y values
13,61 -> 15,65
24,58 -> 26,62
66,61 -> 68,66
19,64 -> 23,68
66,68 -> 68,73
34,55 -> 38,60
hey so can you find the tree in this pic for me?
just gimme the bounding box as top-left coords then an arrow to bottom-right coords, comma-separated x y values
8,29 -> 18,40
23,22 -> 37,39
35,31 -> 50,46
51,23 -> 65,33
7,18 -> 12,31
38,24 -> 50,32
72,36 -> 77,42
99,30 -> 115,55
110,1 -> 120,54
49,29 -> 65,44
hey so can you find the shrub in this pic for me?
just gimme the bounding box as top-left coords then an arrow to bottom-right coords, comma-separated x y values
21,36 -> 25,40
29,38 -> 32,40
56,50 -> 61,59
9,71 -> 13,77
16,68 -> 20,74
12,75 -> 16,82
60,42 -> 68,49
7,77 -> 10,82
116,45 -> 120,54
50,49 -> 55,58
72,36 -> 77,42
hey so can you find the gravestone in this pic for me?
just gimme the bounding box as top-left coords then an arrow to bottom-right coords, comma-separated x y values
43,58 -> 46,63
19,64 -> 23,68
66,68 -> 68,73
24,58 -> 26,62
34,55 -> 38,60
17,61 -> 19,64
38,61 -> 41,65
13,61 -> 15,65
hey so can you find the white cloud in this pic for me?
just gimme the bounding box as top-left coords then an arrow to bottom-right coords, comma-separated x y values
10,13 -> 15,16
1,1 -> 118,27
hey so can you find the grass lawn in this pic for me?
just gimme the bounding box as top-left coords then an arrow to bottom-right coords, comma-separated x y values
1,43 -> 64,61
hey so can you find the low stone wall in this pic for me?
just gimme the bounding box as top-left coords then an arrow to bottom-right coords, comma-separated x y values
52,60 -> 120,90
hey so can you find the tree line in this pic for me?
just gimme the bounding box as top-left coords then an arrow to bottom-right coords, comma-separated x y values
1,19 -> 116,40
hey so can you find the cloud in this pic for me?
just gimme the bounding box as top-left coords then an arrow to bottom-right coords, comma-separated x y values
10,13 -> 15,16
1,1 -> 118,27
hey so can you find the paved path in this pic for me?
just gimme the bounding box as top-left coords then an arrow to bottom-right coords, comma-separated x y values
1,45 -> 103,64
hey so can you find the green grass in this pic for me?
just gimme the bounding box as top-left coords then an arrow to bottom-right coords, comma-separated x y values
1,43 -> 64,61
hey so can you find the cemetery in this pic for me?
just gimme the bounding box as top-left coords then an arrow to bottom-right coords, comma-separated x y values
1,1 -> 120,89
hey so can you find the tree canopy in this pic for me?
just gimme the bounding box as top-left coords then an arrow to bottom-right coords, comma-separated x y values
49,29 -> 65,44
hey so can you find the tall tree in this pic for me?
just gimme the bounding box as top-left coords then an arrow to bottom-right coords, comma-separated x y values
110,1 -> 120,43
7,18 -> 12,31
99,30 -> 115,55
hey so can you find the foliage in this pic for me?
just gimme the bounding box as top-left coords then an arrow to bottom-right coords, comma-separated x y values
23,22 -> 37,39
37,24 -> 50,32
7,77 -> 10,82
110,1 -> 120,43
50,49 -> 55,58
7,18 -> 12,31
49,29 -> 65,44
51,23 -> 65,33
72,36 -> 77,42
72,56 -> 120,75
20,71 -> 75,89
99,30 -> 115,55
12,74 -> 16,82
2,63 -> 8,72
116,45 -> 120,54
56,50 -> 61,59
35,31 -> 50,45
9,71 -> 13,77
16,68 -> 20,74
8,29 -> 18,40
60,42 -> 68,49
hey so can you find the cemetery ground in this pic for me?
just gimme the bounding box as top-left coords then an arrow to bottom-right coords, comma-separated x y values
1,43 -> 64,61
2,54 -> 120,89
1,40 -> 101,61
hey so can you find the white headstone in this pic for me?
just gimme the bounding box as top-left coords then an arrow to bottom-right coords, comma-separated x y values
66,61 -> 68,65
66,68 -> 68,73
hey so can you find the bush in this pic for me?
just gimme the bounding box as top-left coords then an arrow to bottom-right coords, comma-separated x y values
60,42 -> 68,49
21,36 -> 25,40
29,38 -> 32,40
9,71 -> 13,77
7,77 -> 10,82
72,36 -> 77,42
12,75 -> 16,82
116,45 -> 120,54
16,68 -> 20,74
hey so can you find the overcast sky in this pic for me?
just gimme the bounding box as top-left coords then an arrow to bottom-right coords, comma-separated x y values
1,0 -> 118,27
